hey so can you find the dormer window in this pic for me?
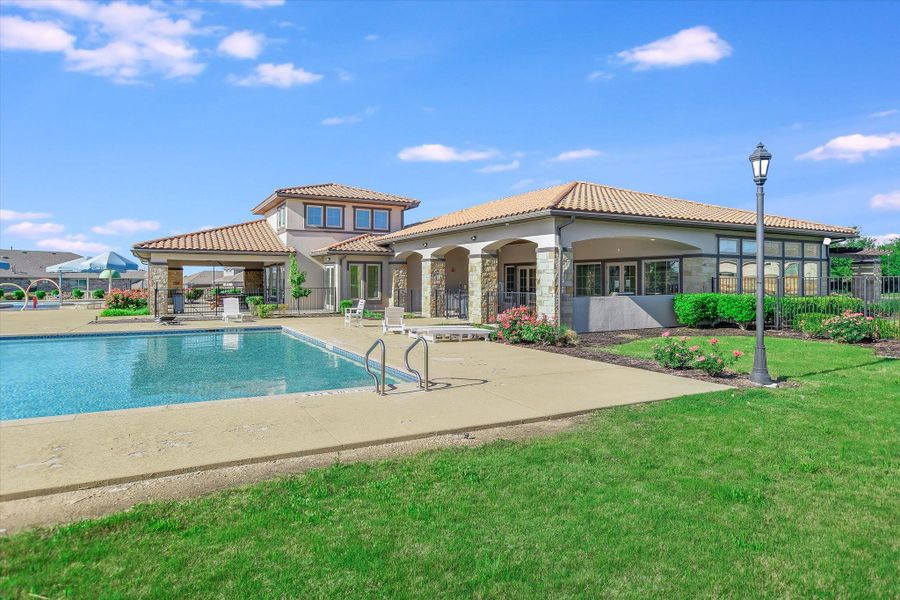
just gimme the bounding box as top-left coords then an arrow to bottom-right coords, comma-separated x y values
276,204 -> 287,229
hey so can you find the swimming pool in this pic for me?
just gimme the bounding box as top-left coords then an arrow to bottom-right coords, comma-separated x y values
0,328 -> 407,420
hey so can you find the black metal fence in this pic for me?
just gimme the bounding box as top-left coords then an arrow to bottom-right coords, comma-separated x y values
428,287 -> 469,320
151,286 -> 337,318
392,288 -> 421,313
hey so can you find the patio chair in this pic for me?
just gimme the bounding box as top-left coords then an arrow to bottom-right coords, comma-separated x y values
382,306 -> 405,334
344,299 -> 365,327
222,297 -> 249,322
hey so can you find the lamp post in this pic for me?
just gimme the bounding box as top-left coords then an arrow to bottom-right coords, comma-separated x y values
749,143 -> 775,386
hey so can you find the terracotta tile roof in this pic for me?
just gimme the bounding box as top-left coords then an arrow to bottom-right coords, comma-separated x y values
252,183 -> 419,215
379,181 -> 855,241
312,233 -> 392,255
133,220 -> 292,254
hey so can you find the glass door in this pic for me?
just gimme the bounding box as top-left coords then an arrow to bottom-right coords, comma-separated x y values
324,265 -> 337,310
606,262 -> 637,295
517,266 -> 536,293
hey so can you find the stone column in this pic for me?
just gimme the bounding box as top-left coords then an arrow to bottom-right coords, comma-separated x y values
535,247 -> 559,321
148,262 -> 169,316
468,253 -> 498,323
243,267 -> 264,294
421,258 -> 445,318
559,248 -> 574,327
682,256 -> 716,293
168,267 -> 183,289
389,262 -> 408,308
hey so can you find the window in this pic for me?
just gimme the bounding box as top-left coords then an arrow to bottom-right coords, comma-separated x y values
719,238 -> 738,254
784,242 -> 802,258
325,206 -> 343,228
718,259 -> 738,293
372,209 -> 390,231
764,241 -> 782,256
518,266 -> 537,294
643,259 -> 680,295
784,261 -> 801,296
349,264 -> 361,299
742,239 -> 757,255
504,266 -> 516,292
305,205 -> 323,228
366,264 -> 382,300
575,263 -> 603,296
804,243 -> 821,259
354,208 -> 371,230
804,261 -> 820,295
276,204 -> 287,229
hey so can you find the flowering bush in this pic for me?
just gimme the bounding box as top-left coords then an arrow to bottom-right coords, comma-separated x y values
652,333 -> 741,376
822,311 -> 875,343
105,289 -> 148,310
491,306 -> 577,346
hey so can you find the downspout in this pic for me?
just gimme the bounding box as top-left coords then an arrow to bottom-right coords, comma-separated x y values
556,216 -> 576,325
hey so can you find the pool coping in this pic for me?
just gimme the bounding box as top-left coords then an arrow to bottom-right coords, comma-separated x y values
0,325 -> 417,426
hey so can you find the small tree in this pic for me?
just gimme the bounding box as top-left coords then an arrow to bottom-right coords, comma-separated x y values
829,256 -> 854,278
289,255 -> 311,299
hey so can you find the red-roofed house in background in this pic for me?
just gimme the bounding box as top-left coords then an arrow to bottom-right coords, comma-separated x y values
133,181 -> 854,330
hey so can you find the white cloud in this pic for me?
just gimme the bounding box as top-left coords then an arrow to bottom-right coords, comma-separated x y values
476,160 -> 520,174
870,109 -> 898,118
36,234 -> 112,254
337,69 -> 355,83
547,148 -> 602,162
222,0 -> 286,7
870,190 -> 900,211
0,15 -> 75,52
5,221 -> 65,237
230,62 -> 323,88
321,107 -> 377,126
0,2 -> 206,83
797,133 -> 900,162
364,34 -> 380,42
218,30 -> 264,60
397,144 -> 498,162
91,218 -> 160,236
873,233 -> 899,246
0,209 -> 52,221
617,26 -> 732,70
587,70 -> 613,82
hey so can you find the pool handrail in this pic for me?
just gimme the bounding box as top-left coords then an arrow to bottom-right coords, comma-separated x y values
404,336 -> 429,391
365,338 -> 386,396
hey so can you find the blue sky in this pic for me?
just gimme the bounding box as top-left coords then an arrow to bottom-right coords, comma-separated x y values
1,0 -> 898,258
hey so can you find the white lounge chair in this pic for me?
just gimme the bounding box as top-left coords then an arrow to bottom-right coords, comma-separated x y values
382,307 -> 405,334
344,299 -> 365,327
222,297 -> 249,322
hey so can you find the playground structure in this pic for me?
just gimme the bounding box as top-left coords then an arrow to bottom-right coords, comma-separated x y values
1,279 -> 63,311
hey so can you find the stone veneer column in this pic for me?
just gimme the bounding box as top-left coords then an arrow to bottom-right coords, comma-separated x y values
559,248 -> 574,327
148,263 -> 169,316
535,247 -> 559,321
682,256 -> 717,293
243,267 -> 264,294
467,253 -> 498,324
421,258 -> 446,318
389,262 -> 408,308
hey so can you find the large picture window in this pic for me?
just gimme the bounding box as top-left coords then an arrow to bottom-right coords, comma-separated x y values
305,205 -> 323,228
575,263 -> 603,296
643,259 -> 680,295
717,236 -> 827,295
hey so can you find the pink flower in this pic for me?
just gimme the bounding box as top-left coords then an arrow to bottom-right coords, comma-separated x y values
679,336 -> 689,342
689,345 -> 700,352
696,355 -> 707,362
661,331 -> 671,338
732,350 -> 744,358
866,316 -> 874,321
716,358 -> 723,364
709,337 -> 719,345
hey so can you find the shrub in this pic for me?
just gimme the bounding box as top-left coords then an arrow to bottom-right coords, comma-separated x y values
289,255 -> 311,299
210,287 -> 242,295
71,288 -> 84,299
50,289 -> 59,296
780,295 -> 863,319
3,292 -> 16,300
339,299 -> 354,313
256,303 -> 278,318
652,333 -> 740,376
715,294 -> 774,329
873,317 -> 899,340
673,293 -> 719,327
491,306 -> 576,346
186,288 -> 203,301
100,307 -> 150,317
105,289 -> 147,310
822,311 -> 874,343
35,290 -> 47,300
92,289 -> 105,299
792,312 -> 829,338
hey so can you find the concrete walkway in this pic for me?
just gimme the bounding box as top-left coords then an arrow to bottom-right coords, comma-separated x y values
0,310 -> 728,500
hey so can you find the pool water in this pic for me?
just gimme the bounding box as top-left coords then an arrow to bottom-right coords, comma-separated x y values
0,330 -> 397,420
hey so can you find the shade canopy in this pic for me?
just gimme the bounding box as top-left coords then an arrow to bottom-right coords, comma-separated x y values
99,269 -> 121,280
79,251 -> 138,272
46,257 -> 98,273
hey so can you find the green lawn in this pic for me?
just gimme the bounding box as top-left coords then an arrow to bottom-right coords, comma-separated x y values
2,338 -> 899,598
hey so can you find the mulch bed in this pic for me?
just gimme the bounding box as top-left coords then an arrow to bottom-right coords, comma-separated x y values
535,325 -> 898,388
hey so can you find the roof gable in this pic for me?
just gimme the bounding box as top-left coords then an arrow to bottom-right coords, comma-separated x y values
312,233 -> 392,255
253,182 -> 419,214
133,220 -> 292,254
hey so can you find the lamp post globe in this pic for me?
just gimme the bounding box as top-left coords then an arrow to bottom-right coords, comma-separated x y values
748,142 -> 775,386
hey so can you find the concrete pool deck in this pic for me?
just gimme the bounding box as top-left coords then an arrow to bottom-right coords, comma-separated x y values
0,310 -> 728,501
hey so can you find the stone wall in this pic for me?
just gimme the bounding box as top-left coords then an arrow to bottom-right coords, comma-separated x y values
147,263 -> 169,315
535,247 -> 559,321
243,268 -> 264,292
467,253 -> 498,323
682,256 -> 716,293
389,263 -> 407,307
421,258 -> 445,318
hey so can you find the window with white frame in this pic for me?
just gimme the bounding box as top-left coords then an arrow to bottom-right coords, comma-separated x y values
276,204 -> 287,229
325,206 -> 343,228
575,263 -> 603,296
305,205 -> 323,228
354,208 -> 372,230
643,259 -> 680,295
372,209 -> 390,231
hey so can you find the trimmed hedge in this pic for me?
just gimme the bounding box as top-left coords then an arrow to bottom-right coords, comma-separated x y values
792,312 -> 829,337
100,307 -> 150,317
672,293 -> 719,327
673,293 -> 862,329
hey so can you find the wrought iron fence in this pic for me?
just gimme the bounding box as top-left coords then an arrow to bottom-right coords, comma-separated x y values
478,290 -> 538,323
151,286 -> 337,318
392,288 -> 421,313
430,287 -> 468,320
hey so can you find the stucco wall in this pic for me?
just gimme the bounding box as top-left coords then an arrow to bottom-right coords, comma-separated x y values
572,295 -> 678,332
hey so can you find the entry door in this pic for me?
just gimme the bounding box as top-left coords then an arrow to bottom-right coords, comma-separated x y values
323,265 -> 337,310
517,266 -> 536,293
606,262 -> 637,295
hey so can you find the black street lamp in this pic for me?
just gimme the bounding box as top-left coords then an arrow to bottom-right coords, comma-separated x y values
749,142 -> 775,386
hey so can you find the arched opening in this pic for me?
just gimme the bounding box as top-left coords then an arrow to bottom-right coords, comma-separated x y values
489,239 -> 538,313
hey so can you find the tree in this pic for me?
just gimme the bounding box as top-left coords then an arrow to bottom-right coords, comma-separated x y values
881,239 -> 900,276
829,256 -> 854,278
289,255 -> 311,299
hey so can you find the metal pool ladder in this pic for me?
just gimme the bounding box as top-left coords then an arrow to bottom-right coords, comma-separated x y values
405,336 -> 430,391
365,339 -> 387,395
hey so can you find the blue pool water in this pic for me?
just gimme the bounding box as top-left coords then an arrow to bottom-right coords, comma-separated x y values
0,329 -> 399,420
